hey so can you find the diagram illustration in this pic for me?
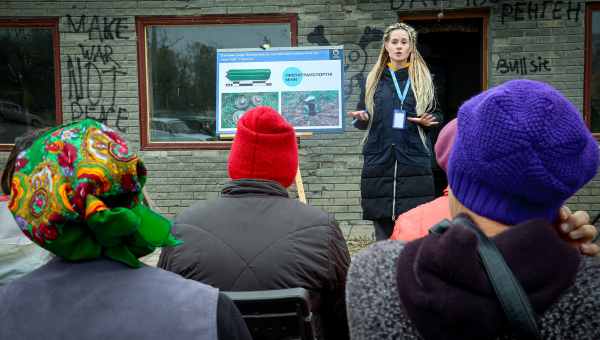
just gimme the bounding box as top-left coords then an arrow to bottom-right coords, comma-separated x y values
225,69 -> 272,87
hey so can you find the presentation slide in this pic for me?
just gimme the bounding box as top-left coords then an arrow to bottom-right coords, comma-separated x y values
216,46 -> 344,134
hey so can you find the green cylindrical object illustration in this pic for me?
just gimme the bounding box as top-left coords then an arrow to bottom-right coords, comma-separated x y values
226,69 -> 271,81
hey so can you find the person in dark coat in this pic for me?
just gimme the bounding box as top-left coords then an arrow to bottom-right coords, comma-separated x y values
348,23 -> 441,240
0,120 -> 251,340
159,106 -> 351,340
347,80 -> 600,339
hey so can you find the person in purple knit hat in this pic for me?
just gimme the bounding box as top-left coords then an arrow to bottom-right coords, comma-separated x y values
346,79 -> 600,340
390,117 -> 599,253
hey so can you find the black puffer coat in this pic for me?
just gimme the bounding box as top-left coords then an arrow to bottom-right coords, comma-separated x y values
355,67 -> 441,221
158,179 -> 351,340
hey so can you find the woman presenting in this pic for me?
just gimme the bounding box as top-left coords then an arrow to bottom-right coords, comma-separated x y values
348,23 -> 441,240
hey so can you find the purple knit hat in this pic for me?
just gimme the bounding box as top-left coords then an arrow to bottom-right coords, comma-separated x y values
448,79 -> 599,226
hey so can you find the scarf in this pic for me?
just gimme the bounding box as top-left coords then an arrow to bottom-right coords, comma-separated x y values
9,119 -> 180,267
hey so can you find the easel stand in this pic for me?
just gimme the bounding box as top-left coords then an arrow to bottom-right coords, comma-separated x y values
293,132 -> 312,204
295,165 -> 307,204
219,132 -> 312,204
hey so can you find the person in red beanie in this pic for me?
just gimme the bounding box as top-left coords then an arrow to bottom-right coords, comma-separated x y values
227,105 -> 299,187
158,106 -> 351,340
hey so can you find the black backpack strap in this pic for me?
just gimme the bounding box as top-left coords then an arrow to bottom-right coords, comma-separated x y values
430,217 -> 541,339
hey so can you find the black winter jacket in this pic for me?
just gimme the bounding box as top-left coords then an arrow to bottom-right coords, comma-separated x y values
158,179 -> 351,340
355,67 -> 441,221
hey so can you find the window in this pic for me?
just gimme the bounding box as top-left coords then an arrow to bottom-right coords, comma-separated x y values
586,4 -> 600,134
0,18 -> 61,149
137,15 -> 297,150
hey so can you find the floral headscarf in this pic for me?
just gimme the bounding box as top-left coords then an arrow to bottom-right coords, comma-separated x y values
8,119 -> 180,267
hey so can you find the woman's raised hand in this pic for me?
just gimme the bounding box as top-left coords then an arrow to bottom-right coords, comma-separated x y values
407,113 -> 439,127
348,110 -> 370,121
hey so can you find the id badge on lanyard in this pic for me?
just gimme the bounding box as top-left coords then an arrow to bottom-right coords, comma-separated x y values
393,109 -> 406,129
390,68 -> 411,130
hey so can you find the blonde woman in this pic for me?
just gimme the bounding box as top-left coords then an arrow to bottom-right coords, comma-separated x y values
348,22 -> 441,240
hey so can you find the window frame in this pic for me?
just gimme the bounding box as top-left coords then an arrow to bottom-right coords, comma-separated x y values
136,14 -> 298,150
585,3 -> 600,137
0,17 -> 62,151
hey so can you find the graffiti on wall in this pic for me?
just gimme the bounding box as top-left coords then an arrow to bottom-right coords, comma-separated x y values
389,1 -> 581,23
465,1 -> 581,23
67,14 -> 129,41
308,25 -> 383,100
496,56 -> 552,75
66,15 -> 129,132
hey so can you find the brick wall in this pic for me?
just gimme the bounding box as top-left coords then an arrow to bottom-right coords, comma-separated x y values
1,0 -> 599,238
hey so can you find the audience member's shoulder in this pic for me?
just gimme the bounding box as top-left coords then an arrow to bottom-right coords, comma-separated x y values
350,240 -> 406,276
142,264 -> 216,291
567,256 -> 600,304
286,199 -> 334,223
572,256 -> 600,301
348,240 -> 406,296
173,200 -> 212,224
348,240 -> 407,291
347,240 -> 415,340
538,256 -> 600,339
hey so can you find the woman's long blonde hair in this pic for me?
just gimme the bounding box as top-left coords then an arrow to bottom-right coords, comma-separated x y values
363,23 -> 436,144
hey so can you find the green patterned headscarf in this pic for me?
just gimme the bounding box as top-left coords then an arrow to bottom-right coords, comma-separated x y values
8,119 -> 180,268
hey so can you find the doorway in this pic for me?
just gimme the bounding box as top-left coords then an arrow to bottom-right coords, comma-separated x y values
402,11 -> 488,196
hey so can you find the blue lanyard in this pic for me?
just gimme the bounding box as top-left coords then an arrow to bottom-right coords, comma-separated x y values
389,68 -> 411,110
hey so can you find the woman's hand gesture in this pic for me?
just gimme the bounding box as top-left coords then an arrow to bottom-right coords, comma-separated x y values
407,113 -> 439,127
348,110 -> 370,121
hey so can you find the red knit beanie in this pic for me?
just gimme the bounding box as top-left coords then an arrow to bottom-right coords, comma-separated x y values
228,106 -> 298,188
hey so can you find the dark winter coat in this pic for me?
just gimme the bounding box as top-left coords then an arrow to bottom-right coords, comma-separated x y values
158,179 -> 351,340
0,258 -> 251,340
355,67 -> 441,221
347,216 -> 600,340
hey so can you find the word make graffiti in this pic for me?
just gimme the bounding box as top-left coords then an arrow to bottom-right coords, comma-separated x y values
67,15 -> 129,42
496,56 -> 551,75
308,25 -> 383,100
